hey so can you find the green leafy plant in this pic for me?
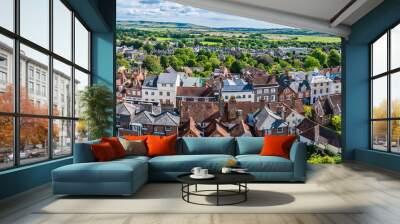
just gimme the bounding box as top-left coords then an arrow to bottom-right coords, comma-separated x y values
79,84 -> 113,140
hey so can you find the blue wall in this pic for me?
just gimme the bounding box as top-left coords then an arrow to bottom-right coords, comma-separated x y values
0,0 -> 116,200
343,0 -> 400,171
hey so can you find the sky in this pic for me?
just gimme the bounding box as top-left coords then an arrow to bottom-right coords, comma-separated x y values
117,0 -> 290,29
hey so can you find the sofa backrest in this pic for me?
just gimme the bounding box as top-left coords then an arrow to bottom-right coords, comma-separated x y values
181,137 -> 235,155
73,139 -> 100,163
236,137 -> 264,155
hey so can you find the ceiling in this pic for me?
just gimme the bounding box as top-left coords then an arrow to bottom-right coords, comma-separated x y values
171,0 -> 384,37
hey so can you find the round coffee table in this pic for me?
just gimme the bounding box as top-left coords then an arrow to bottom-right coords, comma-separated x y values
177,173 -> 255,206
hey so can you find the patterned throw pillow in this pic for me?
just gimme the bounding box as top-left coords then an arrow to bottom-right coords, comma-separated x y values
118,138 -> 147,156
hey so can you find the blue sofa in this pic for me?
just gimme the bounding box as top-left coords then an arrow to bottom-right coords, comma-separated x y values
52,137 -> 307,196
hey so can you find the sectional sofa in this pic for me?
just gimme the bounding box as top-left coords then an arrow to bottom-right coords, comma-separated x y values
52,137 -> 307,196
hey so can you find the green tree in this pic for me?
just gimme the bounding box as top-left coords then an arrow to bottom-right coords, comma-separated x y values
331,115 -> 341,131
160,55 -> 170,68
327,49 -> 341,67
304,105 -> 314,119
143,55 -> 163,74
304,56 -> 321,71
143,44 -> 154,54
230,60 -> 246,73
257,54 -> 274,66
311,48 -> 328,67
116,52 -> 130,69
224,55 -> 235,68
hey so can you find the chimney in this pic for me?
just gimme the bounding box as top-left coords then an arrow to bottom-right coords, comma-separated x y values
236,109 -> 243,122
259,98 -> 266,110
227,96 -> 237,121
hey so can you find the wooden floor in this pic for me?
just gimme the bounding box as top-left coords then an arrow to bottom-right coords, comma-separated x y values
1,162 -> 400,224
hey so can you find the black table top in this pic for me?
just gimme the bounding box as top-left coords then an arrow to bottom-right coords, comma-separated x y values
177,172 -> 255,185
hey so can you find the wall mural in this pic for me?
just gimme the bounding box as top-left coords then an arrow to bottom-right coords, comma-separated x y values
115,0 -> 342,164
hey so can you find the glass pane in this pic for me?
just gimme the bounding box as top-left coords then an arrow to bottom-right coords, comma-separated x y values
391,24 -> 400,70
372,33 -> 387,76
0,35 -> 14,112
53,119 -> 72,158
75,120 -> 88,143
53,59 -> 72,117
0,116 -> 14,170
372,121 -> 388,151
20,117 -> 49,165
20,0 -> 49,49
53,0 -> 72,60
391,72 -> 400,118
0,0 -> 14,31
74,69 -> 89,118
74,18 -> 89,70
391,120 -> 400,153
372,77 -> 387,119
20,44 -> 49,115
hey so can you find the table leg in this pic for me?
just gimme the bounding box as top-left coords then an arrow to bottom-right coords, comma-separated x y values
195,184 -> 198,192
216,184 -> 219,206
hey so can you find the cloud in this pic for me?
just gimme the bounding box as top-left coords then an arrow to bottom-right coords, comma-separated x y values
116,0 -> 290,29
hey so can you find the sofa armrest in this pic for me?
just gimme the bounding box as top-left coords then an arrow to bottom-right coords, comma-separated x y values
73,140 -> 100,163
289,141 -> 307,182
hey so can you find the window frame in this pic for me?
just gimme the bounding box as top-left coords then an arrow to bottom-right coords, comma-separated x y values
0,0 -> 92,171
370,22 -> 400,154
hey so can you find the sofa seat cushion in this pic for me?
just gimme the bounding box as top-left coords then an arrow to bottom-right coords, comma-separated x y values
149,155 -> 235,172
53,159 -> 147,183
236,155 -> 293,172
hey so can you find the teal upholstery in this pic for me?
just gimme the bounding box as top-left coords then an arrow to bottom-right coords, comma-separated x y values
52,137 -> 307,195
236,137 -> 264,155
236,155 -> 293,172
52,157 -> 148,195
182,137 -> 235,155
73,140 -> 100,163
149,154 -> 234,172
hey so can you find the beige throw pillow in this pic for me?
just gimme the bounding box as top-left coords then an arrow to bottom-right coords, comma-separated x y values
118,138 -> 147,156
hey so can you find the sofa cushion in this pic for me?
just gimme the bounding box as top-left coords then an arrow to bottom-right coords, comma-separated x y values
181,137 -> 235,155
101,137 -> 127,158
149,154 -> 235,172
236,155 -> 293,172
260,135 -> 297,159
147,135 -> 177,157
236,137 -> 264,155
73,140 -> 100,163
53,158 -> 147,183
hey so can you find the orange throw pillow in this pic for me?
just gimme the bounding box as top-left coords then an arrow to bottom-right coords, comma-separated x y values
124,135 -> 148,141
101,137 -> 126,158
91,142 -> 117,162
260,135 -> 297,159
146,135 -> 177,157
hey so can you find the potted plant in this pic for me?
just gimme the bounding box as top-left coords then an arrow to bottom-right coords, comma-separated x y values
79,84 -> 113,140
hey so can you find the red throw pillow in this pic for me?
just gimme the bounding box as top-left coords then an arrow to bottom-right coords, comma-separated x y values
101,137 -> 126,158
260,135 -> 297,159
146,135 -> 177,157
91,142 -> 117,162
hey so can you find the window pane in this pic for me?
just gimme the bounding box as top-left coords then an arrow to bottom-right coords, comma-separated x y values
53,119 -> 72,158
0,35 -> 14,112
391,120 -> 400,153
74,69 -> 89,118
75,120 -> 88,143
53,0 -> 72,60
20,44 -> 49,115
0,116 -> 14,170
372,121 -> 388,151
53,59 -> 72,117
20,0 -> 49,49
20,117 -> 49,165
372,76 -> 387,119
372,33 -> 387,76
0,0 -> 14,31
75,18 -> 89,70
391,72 -> 400,118
391,24 -> 400,70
